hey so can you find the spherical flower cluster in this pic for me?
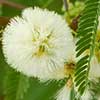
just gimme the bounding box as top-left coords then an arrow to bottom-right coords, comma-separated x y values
2,7 -> 75,80
89,56 -> 100,79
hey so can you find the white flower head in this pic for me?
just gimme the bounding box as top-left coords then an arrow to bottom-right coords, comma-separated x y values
56,85 -> 71,100
2,7 -> 75,79
89,56 -> 100,79
56,85 -> 92,100
81,88 -> 92,100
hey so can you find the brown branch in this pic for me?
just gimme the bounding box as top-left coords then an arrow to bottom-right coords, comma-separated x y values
0,0 -> 26,10
0,16 -> 10,26
0,95 -> 4,100
70,15 -> 80,31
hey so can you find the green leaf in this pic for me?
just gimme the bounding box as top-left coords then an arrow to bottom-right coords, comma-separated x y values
0,47 -> 7,96
74,0 -> 100,96
4,68 -> 30,100
3,67 -> 66,100
23,79 -> 66,100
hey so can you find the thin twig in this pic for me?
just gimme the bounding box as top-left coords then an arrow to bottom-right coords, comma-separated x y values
63,0 -> 69,11
0,0 -> 26,10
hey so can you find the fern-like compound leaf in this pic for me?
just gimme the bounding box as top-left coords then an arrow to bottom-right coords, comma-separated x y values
74,0 -> 100,96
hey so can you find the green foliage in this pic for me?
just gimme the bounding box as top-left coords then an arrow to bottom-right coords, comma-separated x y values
70,0 -> 84,4
90,79 -> 100,100
23,79 -> 65,100
4,68 -> 30,100
67,1 -> 85,18
3,67 -> 65,100
0,46 -> 7,96
70,0 -> 77,4
2,0 -> 63,17
75,0 -> 100,96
